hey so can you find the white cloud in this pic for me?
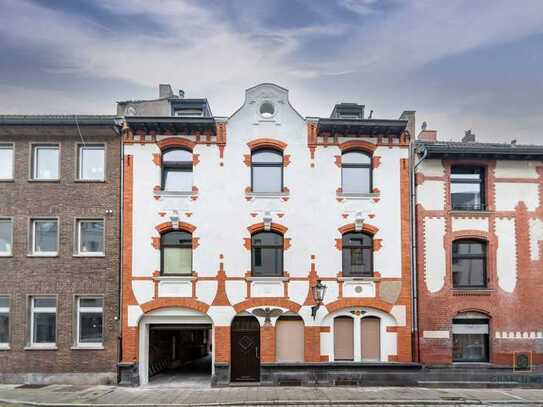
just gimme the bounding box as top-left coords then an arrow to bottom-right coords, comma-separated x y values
338,0 -> 380,15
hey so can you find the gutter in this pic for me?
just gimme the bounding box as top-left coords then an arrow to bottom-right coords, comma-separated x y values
410,141 -> 427,362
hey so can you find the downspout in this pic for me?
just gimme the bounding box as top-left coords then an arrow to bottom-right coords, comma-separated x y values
410,141 -> 427,363
116,118 -> 125,376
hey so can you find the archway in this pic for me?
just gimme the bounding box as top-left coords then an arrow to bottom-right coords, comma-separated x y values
138,307 -> 213,386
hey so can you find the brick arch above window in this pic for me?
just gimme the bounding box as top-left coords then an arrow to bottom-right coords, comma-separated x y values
325,298 -> 393,314
157,137 -> 196,151
338,140 -> 377,154
338,222 -> 379,236
247,138 -> 287,152
453,308 -> 492,318
248,222 -> 288,235
140,298 -> 210,314
155,221 -> 197,234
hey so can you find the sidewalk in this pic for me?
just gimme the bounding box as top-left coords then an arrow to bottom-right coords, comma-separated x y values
0,385 -> 543,406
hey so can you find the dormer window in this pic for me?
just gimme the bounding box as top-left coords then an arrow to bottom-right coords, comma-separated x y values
174,109 -> 203,117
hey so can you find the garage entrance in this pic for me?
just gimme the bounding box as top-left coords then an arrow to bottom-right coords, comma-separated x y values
148,324 -> 212,386
138,307 -> 214,386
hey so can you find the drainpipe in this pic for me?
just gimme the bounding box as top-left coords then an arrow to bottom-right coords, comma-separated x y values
410,141 -> 427,363
116,118 -> 125,376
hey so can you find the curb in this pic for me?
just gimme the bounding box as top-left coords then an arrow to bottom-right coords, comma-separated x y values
1,398 -> 543,406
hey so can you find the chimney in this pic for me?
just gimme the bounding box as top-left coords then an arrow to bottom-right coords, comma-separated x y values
462,129 -> 476,143
159,84 -> 174,99
418,130 -> 437,141
399,110 -> 416,138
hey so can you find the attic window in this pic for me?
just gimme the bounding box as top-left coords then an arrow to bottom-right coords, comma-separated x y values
259,102 -> 275,119
174,109 -> 203,117
339,112 -> 361,119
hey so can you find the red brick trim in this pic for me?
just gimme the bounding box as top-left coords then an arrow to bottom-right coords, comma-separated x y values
152,153 -> 161,166
338,140 -> 377,154
233,298 -> 301,313
307,122 -> 317,160
157,137 -> 196,151
261,325 -> 276,363
247,222 -> 288,235
121,154 -> 138,363
140,298 -> 210,314
247,138 -> 287,152
215,326 -> 230,362
304,326 -> 321,362
211,261 -> 230,306
325,298 -> 393,313
338,223 -> 379,235
155,221 -> 197,234
372,156 -> 382,169
216,122 -> 227,159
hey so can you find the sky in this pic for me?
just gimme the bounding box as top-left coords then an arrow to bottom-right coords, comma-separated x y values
0,0 -> 542,143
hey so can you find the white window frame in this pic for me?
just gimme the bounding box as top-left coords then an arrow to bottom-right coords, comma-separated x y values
0,144 -> 14,181
76,297 -> 104,348
76,219 -> 105,256
77,144 -> 105,181
0,296 -> 9,349
31,144 -> 60,181
31,218 -> 59,256
0,218 -> 13,256
30,297 -> 57,348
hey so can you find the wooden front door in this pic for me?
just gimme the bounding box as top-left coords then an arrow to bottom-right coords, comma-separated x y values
361,317 -> 380,361
231,316 -> 260,382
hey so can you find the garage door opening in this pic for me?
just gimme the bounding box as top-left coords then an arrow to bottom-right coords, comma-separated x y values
148,324 -> 212,387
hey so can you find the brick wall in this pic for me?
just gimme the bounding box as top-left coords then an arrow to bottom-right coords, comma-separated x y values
0,126 -> 121,376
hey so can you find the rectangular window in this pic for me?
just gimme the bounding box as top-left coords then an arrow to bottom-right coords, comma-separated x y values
163,246 -> 192,275
77,219 -> 104,255
451,167 -> 485,210
0,144 -> 14,180
31,297 -> 56,346
32,145 -> 59,180
163,168 -> 193,192
77,297 -> 103,345
78,145 -> 105,181
452,240 -> 487,288
32,219 -> 58,255
0,219 -> 12,255
0,297 -> 9,345
452,319 -> 489,362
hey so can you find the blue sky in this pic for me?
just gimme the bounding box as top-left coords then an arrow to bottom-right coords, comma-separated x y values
1,0 -> 542,142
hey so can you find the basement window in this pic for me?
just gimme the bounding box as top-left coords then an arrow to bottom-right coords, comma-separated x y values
452,314 -> 489,362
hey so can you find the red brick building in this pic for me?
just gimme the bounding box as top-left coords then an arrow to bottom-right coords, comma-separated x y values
415,129 -> 543,373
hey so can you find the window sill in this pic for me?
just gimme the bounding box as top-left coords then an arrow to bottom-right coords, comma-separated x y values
338,276 -> 379,282
156,191 -> 197,198
246,276 -> 289,282
71,344 -> 104,350
452,288 -> 493,296
337,192 -> 380,200
0,253 -> 13,257
246,192 -> 290,199
27,254 -> 59,258
154,275 -> 195,281
449,210 -> 494,215
24,345 -> 57,351
74,179 -> 106,183
27,179 -> 61,183
73,253 -> 105,258
0,179 -> 14,183
0,344 -> 10,350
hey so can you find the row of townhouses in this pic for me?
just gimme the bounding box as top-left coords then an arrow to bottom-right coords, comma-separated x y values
0,83 -> 541,386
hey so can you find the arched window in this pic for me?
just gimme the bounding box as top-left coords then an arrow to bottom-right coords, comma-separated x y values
334,316 -> 354,361
341,151 -> 371,193
251,149 -> 283,193
275,316 -> 304,362
251,231 -> 283,276
452,239 -> 487,288
161,149 -> 193,192
342,232 -> 373,277
161,231 -> 192,275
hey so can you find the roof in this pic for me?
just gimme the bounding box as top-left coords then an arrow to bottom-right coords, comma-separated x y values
317,118 -> 408,137
0,115 -> 120,126
124,116 -> 216,134
417,140 -> 543,160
